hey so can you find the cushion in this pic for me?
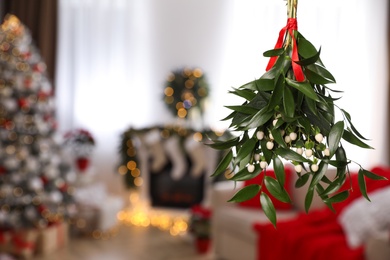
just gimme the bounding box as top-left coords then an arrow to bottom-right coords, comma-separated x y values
338,186 -> 390,248
239,167 -> 293,210
333,166 -> 390,214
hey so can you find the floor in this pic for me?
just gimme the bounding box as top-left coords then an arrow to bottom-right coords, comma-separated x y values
32,225 -> 214,260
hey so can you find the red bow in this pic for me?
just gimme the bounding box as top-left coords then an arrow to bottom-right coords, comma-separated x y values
266,18 -> 305,82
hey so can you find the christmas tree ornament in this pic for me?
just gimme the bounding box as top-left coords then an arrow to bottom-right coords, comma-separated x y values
208,0 -> 386,226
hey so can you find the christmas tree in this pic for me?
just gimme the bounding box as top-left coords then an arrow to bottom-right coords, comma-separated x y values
0,15 -> 75,230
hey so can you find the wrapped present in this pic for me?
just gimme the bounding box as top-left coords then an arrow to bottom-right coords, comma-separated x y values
36,221 -> 69,255
98,196 -> 124,231
0,229 -> 39,259
69,196 -> 124,237
0,231 -> 12,253
69,204 -> 100,236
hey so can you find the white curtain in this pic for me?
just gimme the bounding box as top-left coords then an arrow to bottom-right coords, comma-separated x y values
56,0 -> 388,193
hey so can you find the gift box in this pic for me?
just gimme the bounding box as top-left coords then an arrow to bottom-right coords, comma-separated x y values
0,229 -> 39,259
69,204 -> 100,236
36,221 -> 69,255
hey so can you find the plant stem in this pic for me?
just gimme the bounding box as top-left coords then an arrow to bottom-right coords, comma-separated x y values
285,0 -> 298,49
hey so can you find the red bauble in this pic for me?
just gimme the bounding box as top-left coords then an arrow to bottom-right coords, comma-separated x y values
76,157 -> 90,172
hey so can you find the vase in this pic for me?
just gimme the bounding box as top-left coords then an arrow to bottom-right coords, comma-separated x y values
195,238 -> 211,254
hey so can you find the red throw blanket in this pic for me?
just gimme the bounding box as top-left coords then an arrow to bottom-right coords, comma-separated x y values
253,166 -> 390,260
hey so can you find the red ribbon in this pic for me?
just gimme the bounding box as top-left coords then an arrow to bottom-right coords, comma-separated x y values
266,18 -> 305,82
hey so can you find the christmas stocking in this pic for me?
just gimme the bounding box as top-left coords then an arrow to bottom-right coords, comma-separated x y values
185,137 -> 205,178
144,129 -> 167,173
163,136 -> 187,180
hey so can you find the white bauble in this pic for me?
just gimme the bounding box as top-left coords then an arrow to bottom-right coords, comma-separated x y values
28,177 -> 43,191
50,191 -> 63,203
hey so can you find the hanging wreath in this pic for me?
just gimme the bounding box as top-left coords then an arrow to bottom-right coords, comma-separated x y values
208,0 -> 386,226
163,67 -> 209,119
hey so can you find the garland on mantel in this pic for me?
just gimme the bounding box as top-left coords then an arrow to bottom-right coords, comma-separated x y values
208,0 -> 386,226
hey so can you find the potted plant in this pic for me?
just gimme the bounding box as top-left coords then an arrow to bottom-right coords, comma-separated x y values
189,205 -> 212,254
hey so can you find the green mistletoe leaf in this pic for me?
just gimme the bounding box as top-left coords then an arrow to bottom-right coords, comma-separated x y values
261,53 -> 291,80
295,173 -> 310,188
263,48 -> 285,57
304,95 -> 319,116
306,64 -> 336,84
211,149 -> 233,177
328,121 -> 344,157
238,80 -> 259,92
295,47 -> 321,66
322,159 -> 349,168
304,187 -> 314,213
236,138 -> 257,162
297,33 -> 319,59
228,184 -> 261,203
261,139 -> 273,164
271,128 -> 287,149
341,109 -> 369,141
273,156 -> 286,185
245,107 -> 274,129
309,161 -> 328,189
320,174 -> 346,197
323,190 -> 349,204
266,75 -> 284,112
255,78 -> 275,92
342,130 -> 373,149
264,176 -> 291,203
230,164 -> 261,181
225,105 -> 258,115
283,87 -> 295,118
285,78 -> 320,101
206,136 -> 240,150
228,88 -> 256,101
260,192 -> 277,227
275,147 -> 309,163
361,168 -> 388,181
220,111 -> 236,121
335,146 -> 347,177
358,169 -> 370,201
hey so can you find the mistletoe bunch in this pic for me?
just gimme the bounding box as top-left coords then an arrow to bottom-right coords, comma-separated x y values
209,0 -> 386,226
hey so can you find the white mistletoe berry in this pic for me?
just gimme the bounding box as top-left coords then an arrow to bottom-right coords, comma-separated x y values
256,131 -> 264,140
296,147 -> 303,155
311,164 -> 319,172
315,133 -> 324,143
266,141 -> 274,150
247,164 -> 255,173
254,153 -> 261,162
294,164 -> 302,173
289,132 -> 297,141
324,148 -> 330,156
260,161 -> 268,169
284,135 -> 291,144
305,149 -> 313,157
